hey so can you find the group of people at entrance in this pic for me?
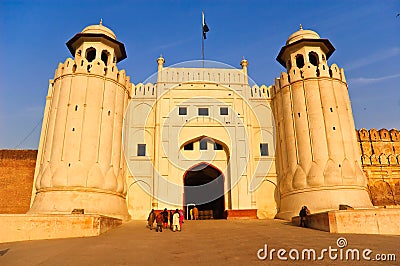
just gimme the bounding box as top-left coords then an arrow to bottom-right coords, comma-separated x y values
147,208 -> 185,232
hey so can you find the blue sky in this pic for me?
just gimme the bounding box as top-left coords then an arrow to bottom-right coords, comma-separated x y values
0,0 -> 399,149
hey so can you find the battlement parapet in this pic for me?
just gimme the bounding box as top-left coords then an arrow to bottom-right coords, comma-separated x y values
274,62 -> 347,91
249,84 -> 272,100
159,67 -> 247,86
357,128 -> 400,165
52,58 -> 132,90
132,83 -> 156,98
357,128 -> 400,142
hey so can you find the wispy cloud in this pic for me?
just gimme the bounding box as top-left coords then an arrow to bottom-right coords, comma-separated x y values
344,47 -> 400,71
348,73 -> 400,85
152,37 -> 195,52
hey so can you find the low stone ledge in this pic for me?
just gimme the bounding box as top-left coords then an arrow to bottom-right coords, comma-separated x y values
291,211 -> 331,232
291,208 -> 400,235
225,209 -> 258,219
0,214 -> 122,243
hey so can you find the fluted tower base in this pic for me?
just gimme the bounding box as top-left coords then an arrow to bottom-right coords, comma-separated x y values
28,189 -> 131,221
275,186 -> 372,220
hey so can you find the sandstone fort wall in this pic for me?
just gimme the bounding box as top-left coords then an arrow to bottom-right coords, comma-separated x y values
357,128 -> 400,206
0,129 -> 399,214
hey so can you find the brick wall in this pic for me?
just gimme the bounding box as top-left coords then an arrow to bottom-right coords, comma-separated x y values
356,128 -> 400,206
0,150 -> 36,213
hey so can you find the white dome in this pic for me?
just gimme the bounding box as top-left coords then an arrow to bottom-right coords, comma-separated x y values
286,26 -> 320,45
81,23 -> 116,40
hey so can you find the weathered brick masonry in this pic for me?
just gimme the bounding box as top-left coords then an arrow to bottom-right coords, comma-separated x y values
0,150 -> 36,213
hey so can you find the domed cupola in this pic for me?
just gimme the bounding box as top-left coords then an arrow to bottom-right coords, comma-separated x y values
66,20 -> 127,66
276,25 -> 335,71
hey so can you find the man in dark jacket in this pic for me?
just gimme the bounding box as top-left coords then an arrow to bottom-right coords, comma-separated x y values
299,206 -> 310,227
162,208 -> 169,229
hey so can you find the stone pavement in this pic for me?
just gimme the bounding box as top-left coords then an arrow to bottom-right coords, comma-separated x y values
0,219 -> 398,265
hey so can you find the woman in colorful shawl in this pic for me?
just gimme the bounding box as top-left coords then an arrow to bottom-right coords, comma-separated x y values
147,209 -> 156,230
179,209 -> 184,229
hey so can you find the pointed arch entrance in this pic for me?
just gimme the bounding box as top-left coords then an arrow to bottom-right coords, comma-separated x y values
183,163 -> 225,219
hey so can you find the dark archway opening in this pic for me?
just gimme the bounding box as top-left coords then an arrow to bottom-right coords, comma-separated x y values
308,51 -> 319,66
184,163 -> 225,219
101,50 -> 110,66
86,47 -> 96,63
295,54 -> 305,68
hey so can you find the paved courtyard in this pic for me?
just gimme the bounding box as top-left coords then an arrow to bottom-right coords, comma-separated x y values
0,219 -> 398,265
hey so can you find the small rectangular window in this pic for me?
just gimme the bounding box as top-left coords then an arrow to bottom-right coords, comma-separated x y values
179,107 -> 187,115
200,139 -> 208,150
220,107 -> 228,115
137,144 -> 146,156
184,143 -> 193,150
198,108 -> 209,116
260,143 -> 269,156
214,143 -> 223,150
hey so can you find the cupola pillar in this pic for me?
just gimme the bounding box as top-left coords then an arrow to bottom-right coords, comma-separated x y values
157,55 -> 165,82
240,57 -> 249,84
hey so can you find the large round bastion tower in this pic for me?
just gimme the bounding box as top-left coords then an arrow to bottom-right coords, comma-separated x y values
28,22 -> 131,220
272,26 -> 372,220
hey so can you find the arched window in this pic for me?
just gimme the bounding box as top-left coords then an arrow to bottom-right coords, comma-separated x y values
86,47 -> 96,62
308,52 -> 319,66
295,54 -> 304,68
101,50 -> 110,66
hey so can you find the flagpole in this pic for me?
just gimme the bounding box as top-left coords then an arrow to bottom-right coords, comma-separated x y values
202,11 -> 205,68
202,35 -> 204,68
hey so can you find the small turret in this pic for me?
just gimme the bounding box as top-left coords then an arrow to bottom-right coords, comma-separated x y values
66,20 -> 127,67
276,25 -> 335,75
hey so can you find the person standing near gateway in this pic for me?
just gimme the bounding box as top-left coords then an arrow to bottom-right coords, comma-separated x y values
299,206 -> 310,227
147,209 -> 156,230
189,208 -> 194,220
169,210 -> 173,229
179,209 -> 184,229
162,208 -> 168,229
172,209 -> 181,232
155,212 -> 163,232
193,206 -> 199,220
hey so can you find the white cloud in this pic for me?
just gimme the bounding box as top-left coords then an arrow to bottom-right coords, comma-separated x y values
348,73 -> 400,85
153,37 -> 195,51
344,47 -> 400,71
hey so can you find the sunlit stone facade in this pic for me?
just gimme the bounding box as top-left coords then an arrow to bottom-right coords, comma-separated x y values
29,23 -> 372,221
